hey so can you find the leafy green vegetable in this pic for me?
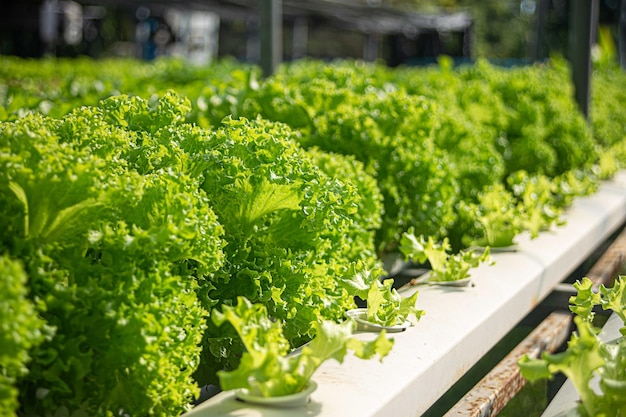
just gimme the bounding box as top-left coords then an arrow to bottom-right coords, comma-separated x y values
519,316 -> 605,417
246,62 -> 459,254
592,65 -> 626,149
212,297 -> 394,397
569,277 -> 602,323
364,279 -> 423,327
305,146 -> 385,274
0,255 -> 49,417
597,279 -> 626,333
471,59 -> 598,178
457,183 -> 523,248
170,115 -> 384,383
570,277 -> 626,336
519,276 -> 626,416
0,95 -> 225,416
507,171 -> 564,238
399,229 -> 493,282
339,264 -> 424,327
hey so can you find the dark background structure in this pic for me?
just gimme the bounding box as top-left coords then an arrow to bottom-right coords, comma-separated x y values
0,0 -> 624,116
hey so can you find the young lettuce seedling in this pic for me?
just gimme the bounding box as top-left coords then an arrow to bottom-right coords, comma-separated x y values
399,228 -> 493,283
340,263 -> 425,327
519,276 -> 626,417
212,297 -> 394,398
361,278 -> 424,327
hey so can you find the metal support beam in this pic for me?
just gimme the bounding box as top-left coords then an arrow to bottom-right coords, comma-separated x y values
569,0 -> 599,119
462,23 -> 473,58
363,33 -> 379,62
620,0 -> 626,68
532,0 -> 549,61
260,0 -> 282,77
292,17 -> 308,60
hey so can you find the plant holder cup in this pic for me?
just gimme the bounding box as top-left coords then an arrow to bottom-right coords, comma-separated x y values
345,308 -> 411,333
400,271 -> 474,289
467,244 -> 518,254
427,277 -> 473,287
235,380 -> 318,408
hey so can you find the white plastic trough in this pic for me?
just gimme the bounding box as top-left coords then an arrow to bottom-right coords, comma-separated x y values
185,171 -> 626,417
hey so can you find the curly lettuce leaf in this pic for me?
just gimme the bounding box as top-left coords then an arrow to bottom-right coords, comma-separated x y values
1,95 -> 225,417
569,277 -> 602,323
189,116 -> 385,382
399,229 -> 492,282
570,276 -> 626,336
471,183 -> 523,247
338,264 -> 423,327
519,317 -> 604,417
598,278 -> 626,333
213,297 -> 393,397
0,255 -> 49,417
521,277 -> 626,416
365,279 -> 424,327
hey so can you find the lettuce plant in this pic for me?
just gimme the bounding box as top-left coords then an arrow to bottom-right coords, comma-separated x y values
0,95 -> 225,416
363,279 -> 424,327
0,255 -> 49,417
455,183 -> 523,249
519,276 -> 626,416
399,229 -> 492,283
179,115 -> 386,383
212,297 -> 394,397
305,146 -> 384,274
340,264 -> 424,327
246,63 -> 459,255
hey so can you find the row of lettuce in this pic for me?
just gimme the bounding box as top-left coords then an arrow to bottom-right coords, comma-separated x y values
1,56 -> 625,416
